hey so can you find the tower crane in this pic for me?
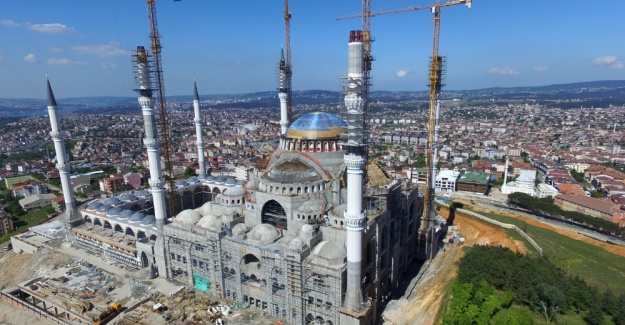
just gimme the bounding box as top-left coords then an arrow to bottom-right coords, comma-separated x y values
284,0 -> 293,125
146,0 -> 178,216
338,0 -> 472,258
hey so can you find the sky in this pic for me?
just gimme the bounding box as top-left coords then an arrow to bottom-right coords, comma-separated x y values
0,0 -> 624,99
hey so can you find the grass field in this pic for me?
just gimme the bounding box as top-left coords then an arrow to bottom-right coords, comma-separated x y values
0,208 -> 52,244
475,210 -> 625,293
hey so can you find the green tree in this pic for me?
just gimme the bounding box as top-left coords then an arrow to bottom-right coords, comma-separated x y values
184,167 -> 197,177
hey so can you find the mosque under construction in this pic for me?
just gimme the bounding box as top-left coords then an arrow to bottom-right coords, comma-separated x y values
43,27 -> 433,325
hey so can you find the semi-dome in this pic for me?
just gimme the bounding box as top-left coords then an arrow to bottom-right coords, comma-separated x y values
175,209 -> 203,225
223,187 -> 246,197
249,224 -> 280,243
313,241 -> 346,260
286,112 -> 347,139
197,215 -> 222,230
298,199 -> 322,213
262,160 -> 322,183
118,210 -> 134,219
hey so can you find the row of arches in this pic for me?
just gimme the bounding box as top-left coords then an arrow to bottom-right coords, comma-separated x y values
84,215 -> 154,240
267,183 -> 326,195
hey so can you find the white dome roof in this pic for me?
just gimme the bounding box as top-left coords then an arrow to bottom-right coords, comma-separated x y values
300,224 -> 314,233
289,237 -> 305,248
313,241 -> 346,260
223,187 -> 246,197
249,224 -> 280,243
175,209 -> 203,224
232,223 -> 249,235
197,214 -> 222,230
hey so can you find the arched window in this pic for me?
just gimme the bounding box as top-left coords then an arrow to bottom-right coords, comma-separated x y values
261,200 -> 288,230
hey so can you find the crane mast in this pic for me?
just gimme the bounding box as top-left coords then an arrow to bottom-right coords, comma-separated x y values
147,0 -> 177,216
284,0 -> 293,125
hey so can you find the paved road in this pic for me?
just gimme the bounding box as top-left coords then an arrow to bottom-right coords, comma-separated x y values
446,191 -> 625,246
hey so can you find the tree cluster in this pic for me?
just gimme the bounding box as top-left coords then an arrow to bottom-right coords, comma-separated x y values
443,245 -> 625,324
507,192 -> 622,236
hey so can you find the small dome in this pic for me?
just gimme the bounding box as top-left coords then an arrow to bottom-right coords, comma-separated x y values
104,197 -> 122,206
215,176 -> 226,184
300,224 -> 314,233
225,178 -> 236,186
175,180 -> 189,188
87,201 -> 103,211
129,212 -> 146,222
223,187 -> 246,197
298,199 -> 322,213
286,112 -> 347,139
249,224 -> 280,243
197,201 -> 213,216
205,176 -> 216,184
107,207 -> 123,217
97,204 -> 112,213
313,241 -> 346,260
120,193 -> 138,202
232,223 -> 249,236
118,210 -> 134,219
289,237 -> 305,248
175,209 -> 203,224
135,190 -> 150,198
197,215 -> 222,230
187,176 -> 198,184
141,215 -> 156,226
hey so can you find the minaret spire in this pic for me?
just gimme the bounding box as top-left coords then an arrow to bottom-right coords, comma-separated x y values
278,48 -> 289,136
45,76 -> 81,237
193,80 -> 206,178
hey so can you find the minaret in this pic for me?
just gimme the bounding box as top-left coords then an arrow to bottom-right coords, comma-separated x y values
134,46 -> 168,277
502,156 -> 509,191
46,77 -> 81,232
343,30 -> 366,312
193,81 -> 206,178
278,48 -> 289,135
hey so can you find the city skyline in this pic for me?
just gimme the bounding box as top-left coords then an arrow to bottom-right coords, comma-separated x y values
0,0 -> 624,99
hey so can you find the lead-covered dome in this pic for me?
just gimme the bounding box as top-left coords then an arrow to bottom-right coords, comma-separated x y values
286,112 -> 347,139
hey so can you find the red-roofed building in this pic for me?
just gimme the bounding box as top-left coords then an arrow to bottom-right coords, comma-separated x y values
555,194 -> 625,226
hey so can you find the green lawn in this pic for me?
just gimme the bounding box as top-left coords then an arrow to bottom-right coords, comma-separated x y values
474,210 -> 625,293
0,208 -> 53,244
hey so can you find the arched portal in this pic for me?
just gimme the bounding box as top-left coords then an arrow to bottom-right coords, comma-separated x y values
126,227 -> 135,237
137,231 -> 146,239
103,221 -> 112,230
93,218 -> 102,227
261,200 -> 287,230
193,187 -> 204,208
181,190 -> 193,210
114,224 -> 123,233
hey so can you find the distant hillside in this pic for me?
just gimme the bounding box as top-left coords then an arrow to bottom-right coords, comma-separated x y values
1,80 -> 624,117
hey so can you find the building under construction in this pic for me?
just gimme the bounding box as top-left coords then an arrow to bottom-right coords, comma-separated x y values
56,30 -> 427,324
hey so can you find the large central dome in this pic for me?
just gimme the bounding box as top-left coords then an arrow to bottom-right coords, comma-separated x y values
286,112 -> 347,139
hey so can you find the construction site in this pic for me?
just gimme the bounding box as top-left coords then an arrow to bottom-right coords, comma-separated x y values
1,0 -> 480,324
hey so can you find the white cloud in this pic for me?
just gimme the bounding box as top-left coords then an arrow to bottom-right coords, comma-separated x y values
24,53 -> 37,63
593,56 -> 623,69
46,58 -> 87,66
488,66 -> 519,75
27,23 -> 74,34
396,69 -> 410,77
533,65 -> 548,72
0,20 -> 20,27
71,41 -> 127,57
101,63 -> 117,69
